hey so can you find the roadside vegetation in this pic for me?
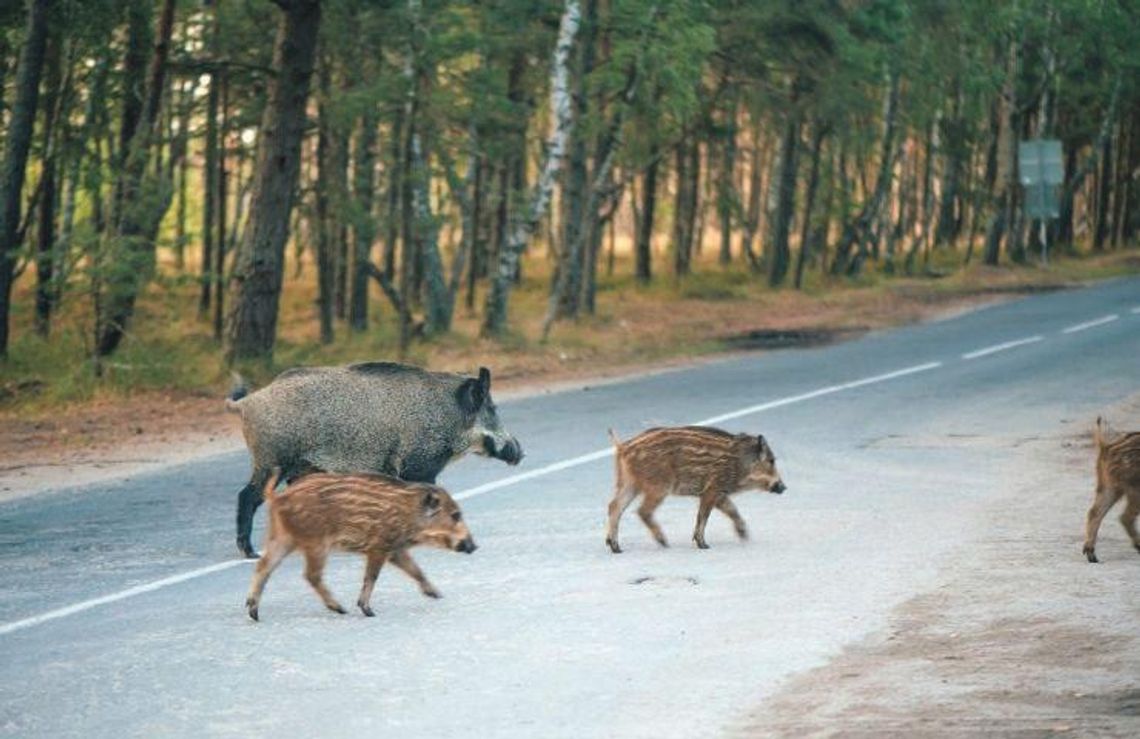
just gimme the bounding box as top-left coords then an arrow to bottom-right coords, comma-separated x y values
1,244 -> 1136,416
0,0 -> 1138,419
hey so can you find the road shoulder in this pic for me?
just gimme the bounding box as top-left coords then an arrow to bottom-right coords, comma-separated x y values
735,397 -> 1140,738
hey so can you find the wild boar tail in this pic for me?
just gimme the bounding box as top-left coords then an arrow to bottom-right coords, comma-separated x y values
262,468 -> 282,505
607,428 -> 622,448
224,372 -> 249,413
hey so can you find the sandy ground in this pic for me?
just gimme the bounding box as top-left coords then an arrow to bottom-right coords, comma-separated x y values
735,396 -> 1140,738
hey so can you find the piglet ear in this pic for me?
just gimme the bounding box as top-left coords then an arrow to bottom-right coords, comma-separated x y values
756,434 -> 767,450
421,490 -> 441,515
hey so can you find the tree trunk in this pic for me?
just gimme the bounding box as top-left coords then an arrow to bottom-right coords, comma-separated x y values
769,110 -> 800,287
672,137 -> 699,278
482,0 -> 580,336
635,152 -> 657,283
213,73 -> 228,342
554,0 -> 596,320
547,25 -> 645,333
793,123 -> 825,290
349,106 -> 378,331
935,84 -> 964,248
0,0 -> 52,357
383,107 -> 403,280
983,39 -> 1019,267
718,90 -> 738,266
739,117 -> 766,273
464,154 -> 483,311
226,0 -> 321,364
34,33 -> 63,337
832,67 -> 900,276
1093,134 -> 1112,251
671,142 -> 689,278
1110,113 -> 1129,247
199,57 -> 219,319
96,0 -> 177,357
315,63 -> 336,345
332,109 -> 349,319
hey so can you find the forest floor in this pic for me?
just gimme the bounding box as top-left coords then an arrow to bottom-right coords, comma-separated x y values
1,248 -> 1138,501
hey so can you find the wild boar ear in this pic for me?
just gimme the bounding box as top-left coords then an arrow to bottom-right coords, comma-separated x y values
478,366 -> 491,389
755,434 -> 767,450
458,376 -> 487,414
421,490 -> 441,515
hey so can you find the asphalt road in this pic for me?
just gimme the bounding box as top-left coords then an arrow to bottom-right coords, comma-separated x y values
1,277 -> 1138,738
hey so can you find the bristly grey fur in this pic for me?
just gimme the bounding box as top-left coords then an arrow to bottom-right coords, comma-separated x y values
226,362 -> 522,557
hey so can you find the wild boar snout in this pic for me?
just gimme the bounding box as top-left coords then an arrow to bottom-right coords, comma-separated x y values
481,433 -> 523,465
455,537 -> 478,554
770,480 -> 786,494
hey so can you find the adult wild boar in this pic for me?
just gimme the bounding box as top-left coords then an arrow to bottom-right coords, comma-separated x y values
226,362 -> 522,557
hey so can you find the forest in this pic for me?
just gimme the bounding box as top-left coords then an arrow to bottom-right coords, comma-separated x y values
0,0 -> 1137,380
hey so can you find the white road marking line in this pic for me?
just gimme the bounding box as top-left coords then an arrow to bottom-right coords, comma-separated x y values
961,336 -> 1044,360
1131,306 -> 1140,314
694,362 -> 943,427
454,449 -> 614,501
0,560 -> 252,637
0,360 -> 942,637
458,361 -> 943,501
1061,314 -> 1118,334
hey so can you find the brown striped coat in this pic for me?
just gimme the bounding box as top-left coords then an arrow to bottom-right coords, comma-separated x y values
245,471 -> 476,621
604,426 -> 786,553
1083,417 -> 1140,562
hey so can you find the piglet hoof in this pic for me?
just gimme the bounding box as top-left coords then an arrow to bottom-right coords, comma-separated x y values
735,528 -> 749,541
606,538 -> 622,554
327,603 -> 348,615
358,603 -> 375,617
423,588 -> 442,600
1083,546 -> 1099,563
245,599 -> 260,622
693,538 -> 710,550
653,534 -> 669,548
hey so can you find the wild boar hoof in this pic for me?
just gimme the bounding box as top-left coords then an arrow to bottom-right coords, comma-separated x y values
237,539 -> 259,559
606,538 -> 622,554
735,527 -> 749,541
328,603 -> 348,615
359,604 -> 375,617
245,600 -> 259,622
423,588 -> 442,599
694,539 -> 710,550
1083,546 -> 1099,563
1134,543 -> 1140,554
654,537 -> 669,548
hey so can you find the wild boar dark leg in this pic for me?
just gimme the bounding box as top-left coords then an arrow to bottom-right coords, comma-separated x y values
356,552 -> 389,617
714,496 -> 748,540
390,549 -> 440,599
302,548 -> 346,614
235,468 -> 271,558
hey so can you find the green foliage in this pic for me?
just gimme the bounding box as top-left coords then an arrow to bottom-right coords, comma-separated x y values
0,0 -> 1137,390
